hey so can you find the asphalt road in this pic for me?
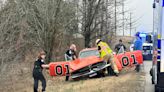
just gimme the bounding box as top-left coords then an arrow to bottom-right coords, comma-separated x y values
144,60 -> 154,92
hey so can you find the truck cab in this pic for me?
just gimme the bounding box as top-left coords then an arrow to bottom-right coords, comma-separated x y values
150,0 -> 164,91
131,32 -> 153,60
142,43 -> 153,60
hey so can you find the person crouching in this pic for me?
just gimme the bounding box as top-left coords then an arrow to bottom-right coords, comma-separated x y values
96,39 -> 119,76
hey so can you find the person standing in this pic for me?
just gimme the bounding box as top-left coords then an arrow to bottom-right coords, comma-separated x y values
95,39 -> 119,76
33,51 -> 48,92
65,44 -> 77,81
134,32 -> 143,51
133,32 -> 143,72
114,39 -> 126,53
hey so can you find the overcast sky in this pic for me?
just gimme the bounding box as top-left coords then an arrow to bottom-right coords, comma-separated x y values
0,0 -> 155,36
125,0 -> 154,35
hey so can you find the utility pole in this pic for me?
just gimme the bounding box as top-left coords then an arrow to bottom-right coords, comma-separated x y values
122,0 -> 124,36
115,0 -> 117,36
130,12 -> 132,36
153,0 -> 156,35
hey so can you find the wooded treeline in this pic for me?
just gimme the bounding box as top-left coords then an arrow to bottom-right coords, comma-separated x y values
0,0 -> 131,64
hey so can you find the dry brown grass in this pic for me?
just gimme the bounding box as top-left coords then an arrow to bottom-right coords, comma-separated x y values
0,36 -> 143,92
0,61 -> 145,92
0,50 -> 145,92
45,69 -> 145,92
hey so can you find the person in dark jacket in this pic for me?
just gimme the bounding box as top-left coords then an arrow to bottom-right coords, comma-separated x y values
65,44 -> 77,81
65,44 -> 77,61
114,39 -> 126,53
33,51 -> 48,92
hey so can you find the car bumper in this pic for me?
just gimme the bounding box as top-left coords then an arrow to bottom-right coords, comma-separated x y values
71,64 -> 110,79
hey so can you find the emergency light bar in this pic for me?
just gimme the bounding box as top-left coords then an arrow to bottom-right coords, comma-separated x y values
139,33 -> 146,37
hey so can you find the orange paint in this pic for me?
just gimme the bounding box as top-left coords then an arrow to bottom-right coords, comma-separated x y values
49,50 -> 143,77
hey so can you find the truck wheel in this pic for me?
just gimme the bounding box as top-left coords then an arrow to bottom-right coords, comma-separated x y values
155,85 -> 158,92
152,77 -> 155,84
150,68 -> 153,76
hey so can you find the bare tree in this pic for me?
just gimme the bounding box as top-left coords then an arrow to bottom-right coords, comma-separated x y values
0,0 -> 135,65
81,0 -> 102,47
0,0 -> 78,63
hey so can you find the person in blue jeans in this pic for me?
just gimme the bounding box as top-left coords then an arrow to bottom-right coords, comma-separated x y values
133,32 -> 143,72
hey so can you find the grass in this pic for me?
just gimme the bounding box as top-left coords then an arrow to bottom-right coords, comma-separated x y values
0,57 -> 145,92
0,66 -> 145,92
46,69 -> 145,92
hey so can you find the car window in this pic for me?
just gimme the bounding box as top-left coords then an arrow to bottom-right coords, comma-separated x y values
79,50 -> 100,58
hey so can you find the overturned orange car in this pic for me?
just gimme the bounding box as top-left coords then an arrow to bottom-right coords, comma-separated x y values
48,48 -> 143,80
49,48 -> 110,79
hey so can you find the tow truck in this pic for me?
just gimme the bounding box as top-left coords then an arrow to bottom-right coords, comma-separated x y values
150,0 -> 164,91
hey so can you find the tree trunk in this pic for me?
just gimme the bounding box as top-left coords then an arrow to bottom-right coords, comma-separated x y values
84,27 -> 91,48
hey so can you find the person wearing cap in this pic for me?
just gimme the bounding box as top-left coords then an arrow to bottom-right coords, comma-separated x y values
134,32 -> 143,51
96,39 -> 119,76
64,44 -> 77,81
114,39 -> 126,53
133,32 -> 143,72
33,51 -> 48,92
